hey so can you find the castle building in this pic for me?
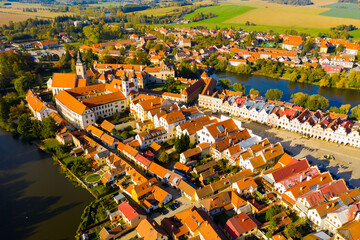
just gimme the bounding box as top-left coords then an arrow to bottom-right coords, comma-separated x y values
55,68 -> 139,129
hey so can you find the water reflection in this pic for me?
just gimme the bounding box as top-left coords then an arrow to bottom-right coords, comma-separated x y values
0,131 -> 93,240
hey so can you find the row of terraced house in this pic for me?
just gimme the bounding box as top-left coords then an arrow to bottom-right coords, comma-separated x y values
199,89 -> 360,148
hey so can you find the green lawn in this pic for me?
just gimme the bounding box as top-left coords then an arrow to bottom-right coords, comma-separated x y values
86,174 -> 101,183
62,156 -> 80,165
146,82 -> 189,93
184,5 -> 255,23
43,138 -> 60,150
320,3 -> 360,20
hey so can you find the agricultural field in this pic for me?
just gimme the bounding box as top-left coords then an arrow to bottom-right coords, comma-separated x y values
0,12 -> 30,25
179,0 -> 360,38
228,4 -> 360,29
0,1 -> 75,24
184,4 -> 255,23
136,0 -> 213,16
319,3 -> 360,20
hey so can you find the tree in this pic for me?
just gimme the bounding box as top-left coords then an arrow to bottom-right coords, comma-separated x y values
31,120 -> 42,139
269,218 -> 277,230
319,78 -> 330,87
351,105 -> 360,120
330,106 -> 339,113
0,96 -> 9,120
265,230 -> 273,238
14,75 -> 30,96
41,117 -> 57,139
163,76 -> 177,93
217,78 -> 232,89
191,62 -> 198,76
265,89 -> 283,100
306,94 -> 329,111
233,83 -> 245,93
265,205 -> 281,221
336,44 -> 344,54
17,115 -> 32,136
175,134 -> 190,153
83,26 -> 100,44
145,40 -> 152,50
339,104 -> 351,114
249,88 -> 260,96
174,136 -> 182,153
158,151 -> 169,164
182,134 -> 190,151
284,223 -> 303,239
291,92 -> 309,107
289,71 -> 299,82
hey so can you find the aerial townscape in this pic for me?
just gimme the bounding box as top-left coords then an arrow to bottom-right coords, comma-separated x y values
3,0 -> 360,240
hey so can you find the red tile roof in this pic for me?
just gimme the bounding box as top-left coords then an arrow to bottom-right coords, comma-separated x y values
135,154 -> 152,167
272,158 -> 310,183
118,201 -> 143,221
224,213 -> 258,239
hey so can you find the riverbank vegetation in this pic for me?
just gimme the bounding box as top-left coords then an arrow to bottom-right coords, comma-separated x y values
291,92 -> 329,111
76,194 -> 118,239
225,59 -> 360,91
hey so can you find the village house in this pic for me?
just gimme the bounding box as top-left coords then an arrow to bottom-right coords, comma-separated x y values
117,201 -> 146,228
26,89 -> 57,121
136,219 -> 169,240
224,212 -> 259,240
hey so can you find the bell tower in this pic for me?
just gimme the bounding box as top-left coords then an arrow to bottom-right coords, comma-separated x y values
121,71 -> 129,97
76,51 -> 87,80
130,67 -> 138,91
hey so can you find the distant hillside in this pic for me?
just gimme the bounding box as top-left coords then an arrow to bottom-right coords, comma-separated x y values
5,0 -> 119,5
338,0 -> 358,3
269,0 -> 313,6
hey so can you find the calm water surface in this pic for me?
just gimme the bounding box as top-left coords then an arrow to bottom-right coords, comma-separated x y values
214,72 -> 360,108
0,130 -> 93,240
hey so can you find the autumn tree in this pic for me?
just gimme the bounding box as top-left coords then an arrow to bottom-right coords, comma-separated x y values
265,89 -> 283,100
158,151 -> 169,164
233,83 -> 245,93
249,88 -> 260,96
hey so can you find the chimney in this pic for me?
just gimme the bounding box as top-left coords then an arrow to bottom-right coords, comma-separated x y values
320,177 -> 324,181
242,218 -> 245,222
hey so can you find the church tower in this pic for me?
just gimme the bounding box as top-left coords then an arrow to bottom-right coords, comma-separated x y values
130,67 -> 138,92
76,51 -> 87,80
121,71 -> 129,97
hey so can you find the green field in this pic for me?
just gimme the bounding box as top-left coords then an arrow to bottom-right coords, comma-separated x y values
349,29 -> 360,39
136,1 -> 213,16
320,3 -> 360,20
177,1 -> 360,38
184,5 -> 255,23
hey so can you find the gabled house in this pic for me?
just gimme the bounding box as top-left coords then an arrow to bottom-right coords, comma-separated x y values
117,201 -> 146,228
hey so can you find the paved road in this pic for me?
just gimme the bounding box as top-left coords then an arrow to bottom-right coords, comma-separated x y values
242,121 -> 360,187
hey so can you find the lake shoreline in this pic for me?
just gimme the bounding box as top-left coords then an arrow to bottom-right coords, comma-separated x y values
213,71 -> 360,108
223,70 -> 360,92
